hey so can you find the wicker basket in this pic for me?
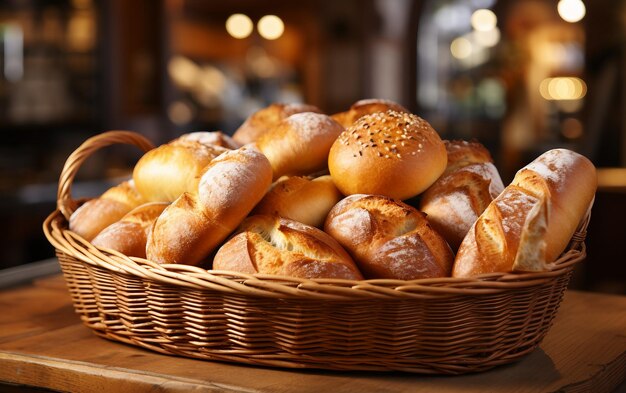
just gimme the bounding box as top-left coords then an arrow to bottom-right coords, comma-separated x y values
43,131 -> 591,374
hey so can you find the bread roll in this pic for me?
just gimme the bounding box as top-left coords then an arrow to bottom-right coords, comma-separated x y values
91,202 -> 168,258
252,175 -> 342,228
453,149 -> 597,278
331,98 -> 409,129
233,103 -> 322,145
69,180 -> 146,241
133,136 -> 228,202
176,131 -> 240,149
328,110 -> 447,200
213,215 -> 363,280
256,112 -> 344,180
420,140 -> 504,250
324,194 -> 454,280
146,146 -> 272,265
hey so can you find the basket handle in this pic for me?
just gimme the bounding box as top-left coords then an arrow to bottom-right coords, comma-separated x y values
57,130 -> 155,221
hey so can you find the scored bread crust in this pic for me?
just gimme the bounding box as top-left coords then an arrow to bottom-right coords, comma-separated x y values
213,215 -> 363,280
328,110 -> 447,200
324,194 -> 454,280
232,103 -> 322,145
420,140 -> 505,250
452,148 -> 597,278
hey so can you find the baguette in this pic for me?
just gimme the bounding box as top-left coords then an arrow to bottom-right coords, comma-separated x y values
146,146 -> 272,265
453,149 -> 596,277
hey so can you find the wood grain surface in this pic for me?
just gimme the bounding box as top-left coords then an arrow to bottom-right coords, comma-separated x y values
0,274 -> 625,393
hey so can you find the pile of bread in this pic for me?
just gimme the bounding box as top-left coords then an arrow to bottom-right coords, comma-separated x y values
69,99 -> 597,281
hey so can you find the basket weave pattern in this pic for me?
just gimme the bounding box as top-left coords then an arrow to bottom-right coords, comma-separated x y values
43,131 -> 589,374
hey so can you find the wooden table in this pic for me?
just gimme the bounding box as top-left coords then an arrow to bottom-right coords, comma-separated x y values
1,275 -> 625,393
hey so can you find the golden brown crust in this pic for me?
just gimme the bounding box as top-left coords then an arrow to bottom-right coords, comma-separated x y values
91,202 -> 168,258
69,180 -> 146,241
328,110 -> 447,200
213,215 -> 363,280
324,194 -> 454,280
232,103 -> 322,145
256,112 -> 344,180
133,137 -> 228,202
252,175 -> 342,228
331,99 -> 409,129
146,147 -> 273,265
453,149 -> 597,278
420,140 -> 504,250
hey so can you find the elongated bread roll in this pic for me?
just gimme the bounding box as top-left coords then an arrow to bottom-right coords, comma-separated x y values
133,136 -> 228,202
91,202 -> 168,258
324,194 -> 454,280
256,112 -> 344,180
146,146 -> 272,265
331,98 -> 409,129
453,149 -> 597,278
69,180 -> 146,241
252,175 -> 342,228
176,131 -> 240,149
420,140 -> 504,250
213,215 -> 363,280
233,103 -> 322,145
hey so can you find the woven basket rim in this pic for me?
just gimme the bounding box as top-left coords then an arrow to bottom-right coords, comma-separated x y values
43,208 -> 588,301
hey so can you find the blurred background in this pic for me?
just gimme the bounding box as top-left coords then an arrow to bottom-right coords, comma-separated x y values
0,0 -> 624,293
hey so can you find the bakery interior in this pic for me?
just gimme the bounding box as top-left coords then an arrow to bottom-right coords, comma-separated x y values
0,0 -> 625,293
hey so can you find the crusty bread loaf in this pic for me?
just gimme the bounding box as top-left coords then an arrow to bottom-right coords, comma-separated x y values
69,180 -> 146,241
176,131 -> 240,149
213,215 -> 363,280
252,175 -> 342,228
133,136 -> 228,202
256,112 -> 344,180
91,202 -> 168,258
331,98 -> 409,129
420,140 -> 504,250
233,103 -> 322,145
453,149 -> 597,278
146,146 -> 272,265
324,194 -> 454,280
328,110 -> 447,200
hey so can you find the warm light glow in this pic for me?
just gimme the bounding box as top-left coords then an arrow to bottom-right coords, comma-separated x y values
168,101 -> 194,125
226,14 -> 253,39
473,27 -> 500,47
558,0 -> 586,23
451,37 -> 473,59
257,15 -> 284,40
168,56 -> 200,89
539,77 -> 587,100
471,9 -> 497,32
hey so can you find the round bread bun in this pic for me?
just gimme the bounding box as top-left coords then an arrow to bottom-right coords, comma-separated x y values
213,215 -> 363,280
328,110 -> 447,200
324,194 -> 454,280
252,175 -> 342,228
331,98 -> 409,129
91,202 -> 168,258
233,103 -> 322,145
256,112 -> 344,180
